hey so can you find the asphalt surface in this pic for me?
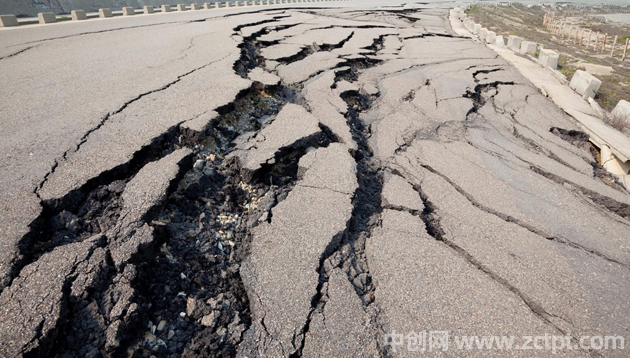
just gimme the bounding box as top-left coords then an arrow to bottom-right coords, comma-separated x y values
1,1 -> 629,357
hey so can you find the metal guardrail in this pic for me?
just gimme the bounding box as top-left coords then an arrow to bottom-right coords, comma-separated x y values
0,0 -> 356,28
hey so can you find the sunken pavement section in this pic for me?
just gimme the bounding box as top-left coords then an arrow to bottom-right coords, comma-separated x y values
1,3 -> 630,358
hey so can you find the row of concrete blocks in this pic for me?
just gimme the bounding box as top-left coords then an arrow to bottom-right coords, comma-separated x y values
457,11 -> 603,100
459,12 -> 549,62
454,9 -> 629,181
506,35 -> 602,99
0,0 -> 345,27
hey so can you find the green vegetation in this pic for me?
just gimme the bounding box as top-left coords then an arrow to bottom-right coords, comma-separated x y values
595,75 -> 630,111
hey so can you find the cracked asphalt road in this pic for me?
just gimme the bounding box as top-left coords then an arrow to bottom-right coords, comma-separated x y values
1,1 -> 629,357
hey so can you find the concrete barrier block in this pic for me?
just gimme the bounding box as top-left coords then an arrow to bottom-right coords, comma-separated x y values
611,100 -> 630,123
161,5 -> 172,12
203,3 -> 211,9
538,49 -> 559,70
215,2 -> 220,7
569,70 -> 602,99
485,31 -> 496,44
38,12 -> 56,24
0,14 -> 19,27
519,41 -> 537,56
507,35 -> 523,51
479,27 -> 488,39
143,6 -> 155,14
99,8 -> 113,17
495,35 -> 506,47
177,4 -> 187,10
473,23 -> 481,35
122,7 -> 135,15
190,3 -> 201,9
71,10 -> 87,20
464,19 -> 472,31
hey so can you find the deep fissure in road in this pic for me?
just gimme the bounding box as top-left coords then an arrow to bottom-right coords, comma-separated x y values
17,126 -> 192,357
10,73 -> 325,357
336,90 -> 383,306
117,16 -> 356,356
115,17 -> 385,358
290,87 -> 385,357
5,122 -> 185,294
122,80 -> 336,357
